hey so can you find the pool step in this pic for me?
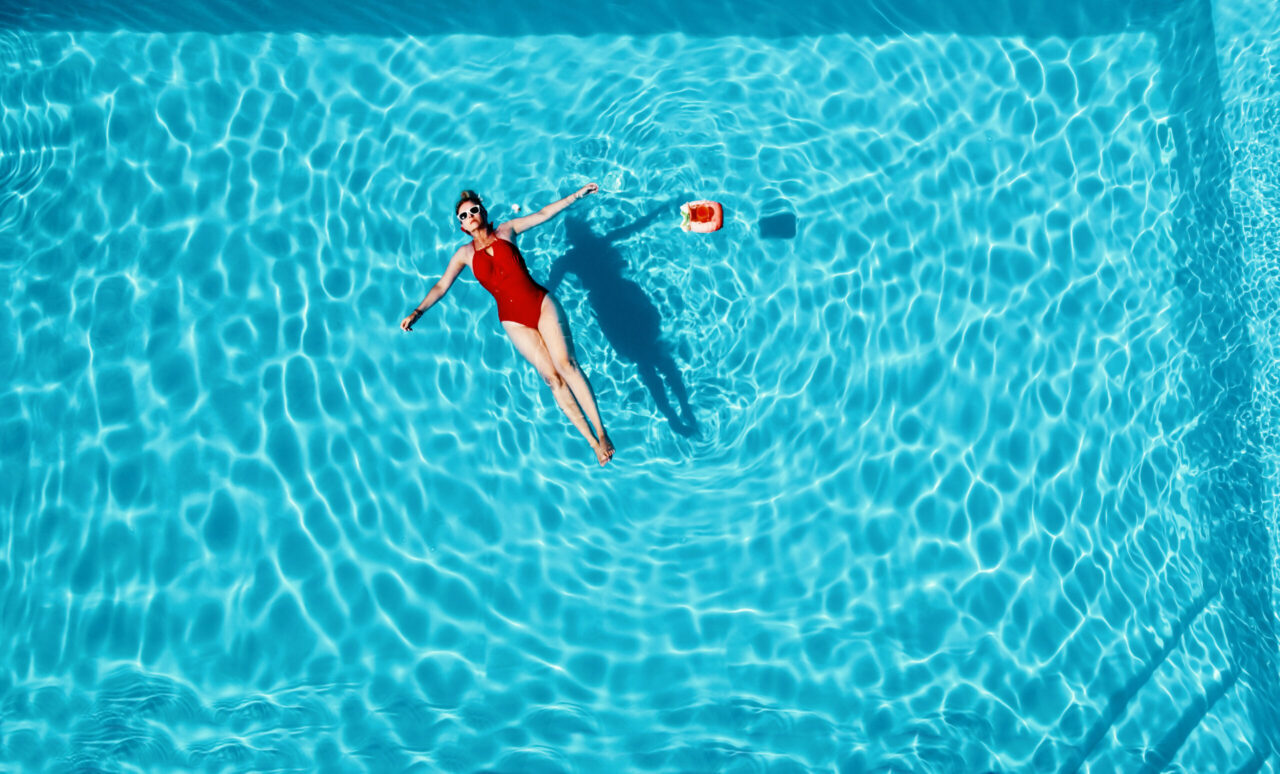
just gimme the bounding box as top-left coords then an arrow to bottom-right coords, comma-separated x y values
1239,743 -> 1276,774
1170,703 -> 1274,774
1057,583 -> 1218,773
1141,666 -> 1240,772
1059,582 -> 1271,771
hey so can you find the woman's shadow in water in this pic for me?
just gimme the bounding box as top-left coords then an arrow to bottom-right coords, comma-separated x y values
545,206 -> 698,436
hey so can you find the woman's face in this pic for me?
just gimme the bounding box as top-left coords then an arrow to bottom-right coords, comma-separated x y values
458,201 -> 485,232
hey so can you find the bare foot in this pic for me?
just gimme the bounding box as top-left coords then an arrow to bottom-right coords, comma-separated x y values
593,433 -> 615,466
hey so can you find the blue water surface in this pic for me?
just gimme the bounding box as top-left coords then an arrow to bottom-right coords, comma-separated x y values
2,0 -> 1278,771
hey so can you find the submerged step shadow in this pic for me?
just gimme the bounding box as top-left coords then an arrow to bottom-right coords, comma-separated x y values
1139,667 -> 1240,773
1058,583 -> 1222,774
1233,738 -> 1273,774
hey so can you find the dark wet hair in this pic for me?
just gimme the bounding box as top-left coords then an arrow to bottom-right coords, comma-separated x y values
456,190 -> 484,213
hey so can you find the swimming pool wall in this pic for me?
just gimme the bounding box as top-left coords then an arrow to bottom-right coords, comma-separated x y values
1156,0 -> 1280,767
1213,0 -> 1280,643
0,0 -> 1183,38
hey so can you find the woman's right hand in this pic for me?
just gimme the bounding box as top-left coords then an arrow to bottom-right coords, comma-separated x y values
400,310 -> 423,331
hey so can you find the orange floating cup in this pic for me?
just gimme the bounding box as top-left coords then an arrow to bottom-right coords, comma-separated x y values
680,200 -> 724,233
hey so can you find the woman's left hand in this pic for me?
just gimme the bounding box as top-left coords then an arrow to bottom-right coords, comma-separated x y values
574,183 -> 599,200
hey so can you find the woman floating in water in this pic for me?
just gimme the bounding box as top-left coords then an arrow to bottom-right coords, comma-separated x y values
400,185 -> 615,466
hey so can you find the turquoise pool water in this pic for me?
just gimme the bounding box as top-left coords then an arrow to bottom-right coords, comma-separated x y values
3,0 -> 1279,771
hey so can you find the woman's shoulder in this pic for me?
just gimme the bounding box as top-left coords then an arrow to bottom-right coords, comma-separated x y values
452,241 -> 476,262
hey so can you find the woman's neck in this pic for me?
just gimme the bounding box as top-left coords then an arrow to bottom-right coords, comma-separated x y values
471,224 -> 495,243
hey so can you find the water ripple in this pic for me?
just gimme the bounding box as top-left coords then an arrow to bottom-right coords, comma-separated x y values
0,22 -> 1269,774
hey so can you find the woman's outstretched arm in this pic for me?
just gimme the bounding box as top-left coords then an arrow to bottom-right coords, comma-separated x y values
506,182 -> 598,234
401,247 -> 468,331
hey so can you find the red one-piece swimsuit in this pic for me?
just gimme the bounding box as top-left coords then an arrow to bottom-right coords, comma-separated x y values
472,236 -> 548,329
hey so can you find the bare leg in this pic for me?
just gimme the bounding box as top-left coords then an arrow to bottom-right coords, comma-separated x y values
536,296 -> 614,463
502,321 -> 608,464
